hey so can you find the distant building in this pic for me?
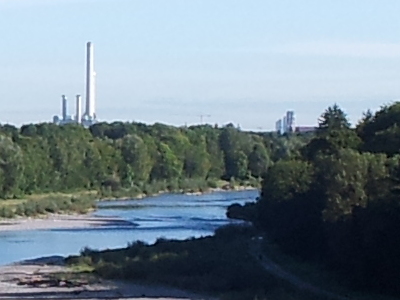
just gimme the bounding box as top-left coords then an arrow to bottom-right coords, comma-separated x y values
275,110 -> 316,135
282,116 -> 287,133
295,126 -> 317,133
285,111 -> 295,132
275,119 -> 282,134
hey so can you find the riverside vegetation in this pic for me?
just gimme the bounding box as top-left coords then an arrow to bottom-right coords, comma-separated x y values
67,225 -> 324,300
0,121 -> 311,218
229,103 -> 400,297
68,102 -> 400,300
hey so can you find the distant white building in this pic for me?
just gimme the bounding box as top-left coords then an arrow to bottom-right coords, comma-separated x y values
275,110 -> 298,134
285,111 -> 295,132
282,116 -> 287,133
275,119 -> 282,134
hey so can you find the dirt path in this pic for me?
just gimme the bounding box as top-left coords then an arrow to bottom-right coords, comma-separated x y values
249,237 -> 350,300
0,257 -> 215,300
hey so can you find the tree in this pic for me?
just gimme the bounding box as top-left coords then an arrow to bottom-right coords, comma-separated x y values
248,143 -> 270,178
151,143 -> 183,181
119,134 -> 152,183
219,126 -> 253,179
234,151 -> 249,180
313,149 -> 369,222
318,104 -> 351,132
0,135 -> 24,198
303,105 -> 361,160
183,136 -> 211,179
257,159 -> 324,257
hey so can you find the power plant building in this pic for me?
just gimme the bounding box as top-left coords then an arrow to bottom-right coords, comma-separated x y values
276,110 -> 295,134
275,119 -> 282,134
53,42 -> 98,127
275,110 -> 317,135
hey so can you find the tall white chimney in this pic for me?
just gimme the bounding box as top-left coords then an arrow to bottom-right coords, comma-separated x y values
76,95 -> 82,123
85,42 -> 95,119
62,95 -> 67,121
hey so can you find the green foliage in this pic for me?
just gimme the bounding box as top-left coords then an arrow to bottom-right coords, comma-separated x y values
0,135 -> 24,198
0,191 -> 99,218
314,149 -> 369,221
119,134 -> 152,183
248,143 -> 270,178
0,206 -> 14,218
357,103 -> 400,155
252,102 -> 400,295
317,103 -> 351,131
261,160 -> 313,202
0,121 -> 308,201
67,225 -> 313,300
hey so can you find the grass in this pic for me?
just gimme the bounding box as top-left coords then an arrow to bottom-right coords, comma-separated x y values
66,225 -> 328,300
0,191 -> 98,218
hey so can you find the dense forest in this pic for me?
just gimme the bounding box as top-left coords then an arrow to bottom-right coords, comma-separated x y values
243,102 -> 400,295
0,120 -> 311,200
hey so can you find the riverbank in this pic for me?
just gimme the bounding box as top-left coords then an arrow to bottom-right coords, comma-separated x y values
0,180 -> 259,220
0,187 -> 258,232
98,179 -> 259,201
0,214 -> 133,232
0,256 -> 214,300
65,225 -> 320,300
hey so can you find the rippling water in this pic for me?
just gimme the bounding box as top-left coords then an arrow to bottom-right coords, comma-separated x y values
0,190 -> 258,265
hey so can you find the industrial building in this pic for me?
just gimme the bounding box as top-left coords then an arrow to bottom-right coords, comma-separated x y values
53,42 -> 97,128
275,119 -> 282,134
275,110 -> 317,135
276,110 -> 295,134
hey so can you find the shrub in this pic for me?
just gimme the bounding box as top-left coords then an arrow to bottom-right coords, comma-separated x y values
206,179 -> 218,189
0,206 -> 14,218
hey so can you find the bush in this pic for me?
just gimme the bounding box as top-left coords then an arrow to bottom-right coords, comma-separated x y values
0,206 -> 14,218
206,179 -> 218,189
101,177 -> 121,192
22,202 -> 37,216
166,179 -> 179,192
248,176 -> 261,188
15,204 -> 25,216
66,226 -> 279,298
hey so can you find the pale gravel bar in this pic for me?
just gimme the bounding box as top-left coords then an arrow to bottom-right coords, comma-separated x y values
0,260 -> 215,299
0,214 -> 133,232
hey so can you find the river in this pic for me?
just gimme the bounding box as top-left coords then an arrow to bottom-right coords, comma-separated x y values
0,190 -> 258,266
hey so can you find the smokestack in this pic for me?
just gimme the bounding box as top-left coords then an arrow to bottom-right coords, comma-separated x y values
62,95 -> 67,121
76,95 -> 82,123
85,42 -> 95,119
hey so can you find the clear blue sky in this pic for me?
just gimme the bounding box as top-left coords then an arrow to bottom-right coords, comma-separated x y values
1,0 -> 400,130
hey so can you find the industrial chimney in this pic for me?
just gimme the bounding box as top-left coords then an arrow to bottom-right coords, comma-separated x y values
76,95 -> 82,123
62,95 -> 67,121
85,42 -> 95,120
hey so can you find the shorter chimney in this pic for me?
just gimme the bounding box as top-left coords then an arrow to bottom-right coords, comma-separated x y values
76,95 -> 82,123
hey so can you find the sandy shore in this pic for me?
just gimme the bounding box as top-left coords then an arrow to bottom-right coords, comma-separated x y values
0,257 -> 215,300
0,214 -> 135,232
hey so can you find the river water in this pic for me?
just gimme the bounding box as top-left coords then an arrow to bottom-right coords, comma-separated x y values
0,190 -> 258,266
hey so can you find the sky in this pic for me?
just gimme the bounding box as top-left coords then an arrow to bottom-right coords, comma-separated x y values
1,0 -> 400,130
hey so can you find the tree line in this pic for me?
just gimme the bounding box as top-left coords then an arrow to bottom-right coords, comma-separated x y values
249,103 -> 400,294
0,120 -> 311,200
